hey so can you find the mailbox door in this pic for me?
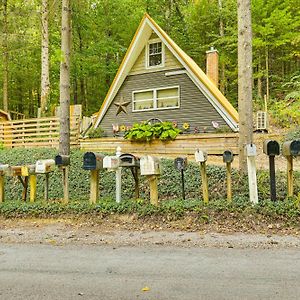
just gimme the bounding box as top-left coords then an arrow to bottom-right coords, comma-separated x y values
83,152 -> 96,170
174,157 -> 187,171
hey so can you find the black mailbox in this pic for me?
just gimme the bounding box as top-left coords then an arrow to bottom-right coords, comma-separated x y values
174,157 -> 187,171
223,150 -> 234,163
282,140 -> 300,157
55,154 -> 70,166
119,154 -> 140,167
263,140 -> 280,156
83,152 -> 104,170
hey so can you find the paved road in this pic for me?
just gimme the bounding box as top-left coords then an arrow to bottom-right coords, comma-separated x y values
0,244 -> 300,300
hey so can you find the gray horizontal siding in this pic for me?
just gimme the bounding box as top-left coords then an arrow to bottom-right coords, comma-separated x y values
99,69 -> 230,136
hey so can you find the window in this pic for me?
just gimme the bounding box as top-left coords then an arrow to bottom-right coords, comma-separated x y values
147,40 -> 164,68
133,86 -> 179,112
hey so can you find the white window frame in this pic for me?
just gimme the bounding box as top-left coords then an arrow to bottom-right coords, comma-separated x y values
145,38 -> 165,69
132,86 -> 180,112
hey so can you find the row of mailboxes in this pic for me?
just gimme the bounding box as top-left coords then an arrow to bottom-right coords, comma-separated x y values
263,140 -> 300,156
82,152 -> 160,175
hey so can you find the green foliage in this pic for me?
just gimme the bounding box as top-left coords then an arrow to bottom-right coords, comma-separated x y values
284,127 -> 300,141
1,198 -> 300,227
87,127 -> 105,138
269,100 -> 300,128
124,121 -> 181,142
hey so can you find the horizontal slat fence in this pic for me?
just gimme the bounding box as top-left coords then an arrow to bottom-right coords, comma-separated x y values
0,117 -> 80,148
80,134 -> 239,158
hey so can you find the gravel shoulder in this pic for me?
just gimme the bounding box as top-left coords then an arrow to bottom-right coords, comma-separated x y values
1,217 -> 300,249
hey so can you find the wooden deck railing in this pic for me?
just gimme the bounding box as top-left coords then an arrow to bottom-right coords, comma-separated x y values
0,117 -> 80,148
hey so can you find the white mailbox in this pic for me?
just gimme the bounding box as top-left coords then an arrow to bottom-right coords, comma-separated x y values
245,144 -> 257,157
103,156 -> 120,170
195,149 -> 207,163
140,156 -> 160,175
35,159 -> 55,174
0,164 -> 9,173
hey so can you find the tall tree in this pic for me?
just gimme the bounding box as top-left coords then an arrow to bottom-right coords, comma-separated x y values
2,0 -> 8,111
59,0 -> 71,156
40,0 -> 50,116
237,0 -> 253,171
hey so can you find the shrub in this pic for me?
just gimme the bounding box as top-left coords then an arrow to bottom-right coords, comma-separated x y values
124,121 -> 181,142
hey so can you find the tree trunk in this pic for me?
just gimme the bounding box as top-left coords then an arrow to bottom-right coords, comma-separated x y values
265,47 -> 269,100
257,56 -> 262,99
40,0 -> 50,116
3,0 -> 8,112
59,0 -> 71,156
218,0 -> 226,94
237,0 -> 253,172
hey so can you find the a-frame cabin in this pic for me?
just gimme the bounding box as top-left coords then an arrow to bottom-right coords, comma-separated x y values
94,14 -> 239,135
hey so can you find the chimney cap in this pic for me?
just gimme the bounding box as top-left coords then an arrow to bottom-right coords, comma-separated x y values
206,46 -> 218,54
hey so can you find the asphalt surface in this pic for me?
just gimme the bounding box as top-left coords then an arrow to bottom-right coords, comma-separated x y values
0,244 -> 300,299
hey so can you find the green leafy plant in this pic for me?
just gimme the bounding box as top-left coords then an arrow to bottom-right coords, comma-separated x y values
87,127 -> 105,138
124,121 -> 181,142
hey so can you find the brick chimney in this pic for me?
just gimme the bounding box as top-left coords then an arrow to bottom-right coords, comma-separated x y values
206,47 -> 219,87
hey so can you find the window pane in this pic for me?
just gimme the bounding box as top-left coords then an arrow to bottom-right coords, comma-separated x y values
157,88 -> 178,99
134,91 -> 153,101
133,100 -> 153,110
149,54 -> 162,66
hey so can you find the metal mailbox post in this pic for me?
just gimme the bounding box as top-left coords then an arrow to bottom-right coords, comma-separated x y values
263,140 -> 280,201
36,159 -> 55,201
282,140 -> 300,197
195,149 -> 209,203
140,156 -> 161,206
82,152 -> 104,204
174,157 -> 188,200
223,150 -> 234,202
119,153 -> 140,200
55,154 -> 70,203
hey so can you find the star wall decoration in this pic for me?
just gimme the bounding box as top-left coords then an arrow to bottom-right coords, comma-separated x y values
114,97 -> 130,116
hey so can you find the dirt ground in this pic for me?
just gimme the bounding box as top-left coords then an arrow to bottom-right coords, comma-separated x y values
1,217 -> 300,249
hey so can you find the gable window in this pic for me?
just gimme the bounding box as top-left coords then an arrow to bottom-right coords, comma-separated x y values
132,86 -> 179,112
146,39 -> 164,68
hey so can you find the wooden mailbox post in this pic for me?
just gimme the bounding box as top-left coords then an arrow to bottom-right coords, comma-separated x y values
282,140 -> 300,197
223,150 -> 234,202
21,164 -> 37,202
195,150 -> 208,203
0,164 -> 9,202
140,156 -> 161,206
82,152 -> 104,204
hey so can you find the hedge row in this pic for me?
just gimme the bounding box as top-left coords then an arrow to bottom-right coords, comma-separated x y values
0,148 -> 299,202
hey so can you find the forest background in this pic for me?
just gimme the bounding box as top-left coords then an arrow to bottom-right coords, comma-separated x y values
0,0 -> 299,127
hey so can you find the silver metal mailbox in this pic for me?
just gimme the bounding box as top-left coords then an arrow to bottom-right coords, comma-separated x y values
140,156 -> 160,175
245,144 -> 257,157
103,156 -> 120,169
35,159 -> 55,174
195,149 -> 207,163
282,140 -> 300,157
